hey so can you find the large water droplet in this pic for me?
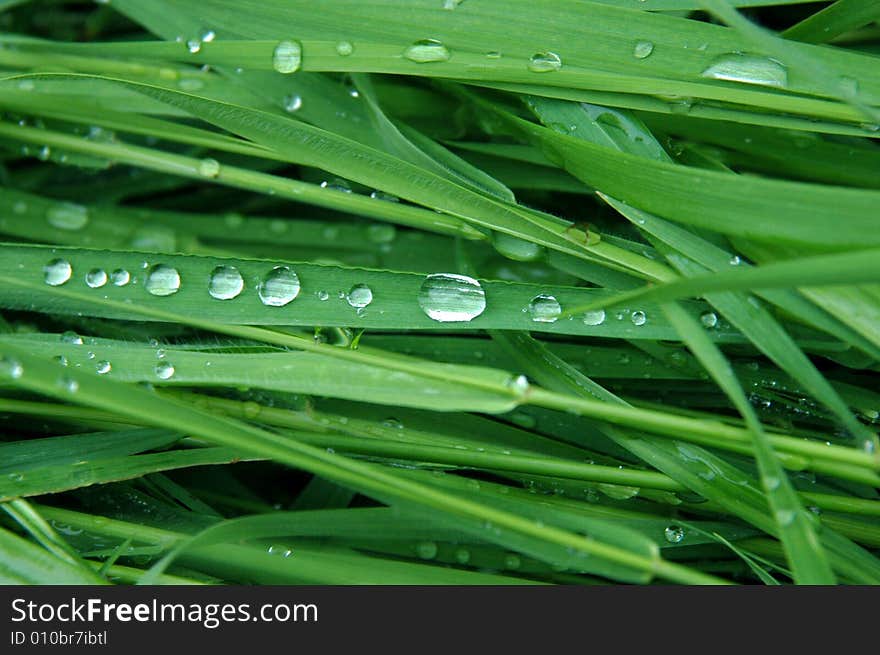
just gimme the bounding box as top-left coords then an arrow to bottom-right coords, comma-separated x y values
258,266 -> 301,306
701,53 -> 788,88
208,265 -> 244,300
272,40 -> 303,74
528,51 -> 562,73
582,309 -> 606,326
493,232 -> 544,262
664,525 -> 685,544
47,202 -> 89,231
85,268 -> 107,288
700,311 -> 718,328
528,294 -> 561,323
418,273 -> 486,322
346,283 -> 373,309
155,361 -> 176,380
404,39 -> 451,63
144,264 -> 181,297
633,41 -> 654,60
44,259 -> 72,286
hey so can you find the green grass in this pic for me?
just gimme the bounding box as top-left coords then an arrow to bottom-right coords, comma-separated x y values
0,0 -> 877,585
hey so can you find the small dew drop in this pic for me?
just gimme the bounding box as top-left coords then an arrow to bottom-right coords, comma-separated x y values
85,268 -> 108,288
95,360 -> 111,375
700,311 -> 718,328
283,94 -> 303,113
664,525 -> 685,544
528,51 -> 562,73
44,259 -> 72,286
415,541 -> 438,559
110,269 -> 130,286
633,41 -> 654,59
144,264 -> 181,297
335,41 -> 354,56
47,202 -> 89,231
403,39 -> 451,63
528,294 -> 562,323
0,356 -> 23,379
417,273 -> 486,322
198,158 -> 221,178
630,310 -> 647,326
316,290 -> 329,301
258,266 -> 301,307
59,376 -> 79,393
582,309 -> 606,326
346,283 -> 373,309
208,265 -> 244,300
369,190 -> 400,203
366,223 -> 396,243
61,331 -> 83,345
493,232 -> 544,262
155,361 -> 176,380
272,40 -> 303,74
454,548 -> 470,564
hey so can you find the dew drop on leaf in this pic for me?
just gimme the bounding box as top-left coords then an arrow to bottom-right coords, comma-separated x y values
417,273 -> 486,322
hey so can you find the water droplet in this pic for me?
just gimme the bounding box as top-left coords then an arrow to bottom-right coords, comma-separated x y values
633,41 -> 654,59
198,158 -> 220,178
110,269 -> 130,286
404,39 -> 450,63
316,290 -> 329,301
700,311 -> 718,328
208,265 -> 244,300
598,483 -> 640,500
367,223 -> 396,243
178,77 -> 205,92
44,259 -> 72,286
0,356 -> 23,379
59,376 -> 79,393
729,255 -> 742,266
95,360 -> 111,375
320,179 -> 352,193
765,476 -> 781,491
258,266 -> 301,307
582,309 -> 606,326
454,548 -> 470,564
186,39 -> 202,54
486,51 -> 501,59
272,40 -> 303,74
47,202 -> 89,231
504,554 -> 521,570
368,194 -> 400,209
346,283 -> 373,309
664,525 -> 685,544
775,509 -> 796,526
283,94 -> 303,113
54,355 -> 69,366
335,41 -> 353,56
443,0 -> 464,8
701,53 -> 787,88
838,75 -> 859,98
17,79 -> 35,91
506,374 -> 530,395
528,51 -> 562,73
60,331 -> 83,345
417,273 -> 486,322
493,232 -> 544,262
630,310 -> 647,326
85,268 -> 107,288
415,541 -> 438,559
528,294 -> 561,323
144,264 -> 181,297
155,361 -> 175,380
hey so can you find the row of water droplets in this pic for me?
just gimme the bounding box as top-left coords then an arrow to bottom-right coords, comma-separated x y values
42,256 -> 724,330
